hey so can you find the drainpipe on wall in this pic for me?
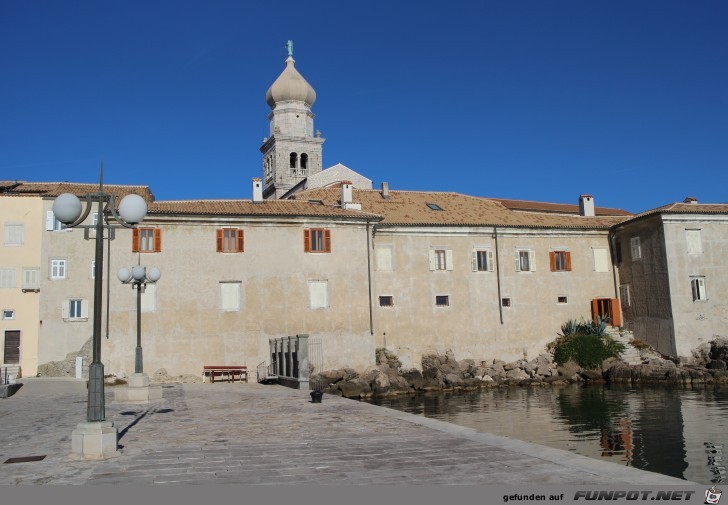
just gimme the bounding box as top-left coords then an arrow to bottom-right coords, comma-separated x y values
494,227 -> 503,325
366,220 -> 374,335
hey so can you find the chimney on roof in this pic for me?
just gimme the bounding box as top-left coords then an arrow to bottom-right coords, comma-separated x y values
579,194 -> 595,217
684,196 -> 698,204
252,178 -> 263,203
340,181 -> 353,207
381,181 -> 389,199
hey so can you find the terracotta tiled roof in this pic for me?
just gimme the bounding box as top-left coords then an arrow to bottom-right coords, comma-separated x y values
489,197 -> 632,216
0,181 -> 154,202
292,188 -> 630,229
148,199 -> 380,219
628,202 -> 728,220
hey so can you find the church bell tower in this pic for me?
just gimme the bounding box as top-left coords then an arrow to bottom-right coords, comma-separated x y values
260,41 -> 325,199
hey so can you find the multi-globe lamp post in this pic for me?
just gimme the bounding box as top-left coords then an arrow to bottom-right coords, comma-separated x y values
52,171 -> 147,459
117,265 -> 161,376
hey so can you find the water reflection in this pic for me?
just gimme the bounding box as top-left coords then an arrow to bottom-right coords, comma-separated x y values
364,384 -> 728,484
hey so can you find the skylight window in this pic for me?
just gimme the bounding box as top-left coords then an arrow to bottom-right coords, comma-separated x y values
426,203 -> 444,211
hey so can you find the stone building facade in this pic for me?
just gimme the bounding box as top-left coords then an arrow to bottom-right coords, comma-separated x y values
2,50 -> 727,380
613,200 -> 728,358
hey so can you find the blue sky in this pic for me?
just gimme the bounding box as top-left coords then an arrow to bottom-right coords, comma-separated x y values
1,1 -> 726,213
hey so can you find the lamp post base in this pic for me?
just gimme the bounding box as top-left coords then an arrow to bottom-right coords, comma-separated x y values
113,373 -> 163,404
70,421 -> 120,460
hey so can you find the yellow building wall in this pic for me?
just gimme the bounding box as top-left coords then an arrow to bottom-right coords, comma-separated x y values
0,196 -> 43,376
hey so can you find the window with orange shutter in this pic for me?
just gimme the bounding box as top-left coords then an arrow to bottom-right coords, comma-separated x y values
216,228 -> 244,253
550,251 -> 571,272
304,228 -> 331,253
133,228 -> 162,253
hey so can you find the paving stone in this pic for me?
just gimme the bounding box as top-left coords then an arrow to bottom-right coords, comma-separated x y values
0,380 -> 693,485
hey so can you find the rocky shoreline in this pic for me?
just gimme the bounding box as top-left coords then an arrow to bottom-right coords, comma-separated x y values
313,339 -> 728,399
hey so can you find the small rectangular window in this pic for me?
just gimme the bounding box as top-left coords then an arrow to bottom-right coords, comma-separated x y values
50,259 -> 66,280
46,211 -> 68,231
133,228 -> 162,253
375,246 -> 393,271
379,295 -> 393,307
686,229 -> 702,254
593,248 -> 609,273
426,203 -> 444,211
472,249 -> 494,272
429,248 -> 453,271
550,251 -> 572,272
220,282 -> 240,311
308,280 -> 328,309
557,296 -> 568,304
22,268 -> 40,290
435,295 -> 450,307
630,236 -> 642,260
501,297 -> 511,308
304,229 -> 331,253
691,277 -> 706,302
3,224 -> 24,245
69,299 -> 82,319
217,228 -> 244,253
63,299 -> 88,321
0,268 -> 16,288
620,284 -> 631,308
2,309 -> 14,320
515,250 -> 534,272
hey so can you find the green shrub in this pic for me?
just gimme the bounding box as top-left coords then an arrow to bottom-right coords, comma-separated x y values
551,318 -> 624,369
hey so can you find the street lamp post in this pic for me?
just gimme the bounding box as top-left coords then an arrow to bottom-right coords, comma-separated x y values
117,265 -> 161,375
52,167 -> 147,459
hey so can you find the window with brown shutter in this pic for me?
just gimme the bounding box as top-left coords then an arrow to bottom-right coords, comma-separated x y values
304,228 -> 331,253
133,228 -> 162,253
216,228 -> 244,253
550,251 -> 571,272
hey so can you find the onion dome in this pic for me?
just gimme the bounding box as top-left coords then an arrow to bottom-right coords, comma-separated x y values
265,56 -> 317,109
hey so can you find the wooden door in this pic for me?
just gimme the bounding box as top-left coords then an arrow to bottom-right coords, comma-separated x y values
3,330 -> 20,364
591,299 -> 622,327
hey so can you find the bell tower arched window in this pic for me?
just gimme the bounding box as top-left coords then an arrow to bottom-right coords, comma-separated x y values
300,153 -> 309,170
289,152 -> 298,169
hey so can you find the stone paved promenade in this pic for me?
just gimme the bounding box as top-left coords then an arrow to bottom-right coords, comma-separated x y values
0,378 -> 690,485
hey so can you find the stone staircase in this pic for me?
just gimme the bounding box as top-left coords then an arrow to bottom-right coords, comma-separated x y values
1,365 -> 21,383
606,327 -> 643,365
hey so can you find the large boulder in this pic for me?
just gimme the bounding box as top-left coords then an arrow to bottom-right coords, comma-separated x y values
317,368 -> 359,386
338,379 -> 371,399
505,368 -> 528,380
444,373 -> 464,388
706,360 -> 727,370
421,368 -> 444,390
557,360 -> 581,379
402,369 -> 424,390
370,371 -> 391,395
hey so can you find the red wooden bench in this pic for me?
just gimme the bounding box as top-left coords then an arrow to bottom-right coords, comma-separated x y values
202,365 -> 248,383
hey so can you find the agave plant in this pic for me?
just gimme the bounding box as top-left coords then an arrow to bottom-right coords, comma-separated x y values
560,319 -> 579,337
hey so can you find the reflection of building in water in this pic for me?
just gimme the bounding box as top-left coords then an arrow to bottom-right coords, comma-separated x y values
600,418 -> 634,463
629,390 -> 688,478
681,393 -> 726,484
704,442 -> 726,484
